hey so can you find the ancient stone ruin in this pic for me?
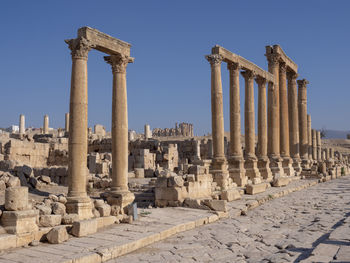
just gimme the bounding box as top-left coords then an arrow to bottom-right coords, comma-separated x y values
0,26 -> 349,255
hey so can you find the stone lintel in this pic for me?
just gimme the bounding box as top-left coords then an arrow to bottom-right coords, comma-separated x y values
265,45 -> 298,73
211,45 -> 274,83
78,26 -> 131,56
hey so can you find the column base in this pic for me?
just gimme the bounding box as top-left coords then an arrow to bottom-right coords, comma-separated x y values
301,159 -> 311,169
269,156 -> 285,177
244,157 -> 262,184
106,190 -> 135,213
292,157 -> 302,175
282,156 -> 295,176
66,196 -> 93,220
257,157 -> 273,182
228,156 -> 247,187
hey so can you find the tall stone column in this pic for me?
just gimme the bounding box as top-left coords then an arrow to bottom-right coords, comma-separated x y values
287,72 -> 301,174
312,129 -> 317,160
317,130 -> 322,161
279,63 -> 294,176
227,62 -> 246,186
242,70 -> 261,183
65,113 -> 70,133
256,76 -> 272,181
205,54 -> 229,190
105,54 -> 135,209
307,114 -> 312,161
267,54 -> 284,176
19,114 -> 25,135
297,79 -> 309,167
43,115 -> 49,134
65,37 -> 94,219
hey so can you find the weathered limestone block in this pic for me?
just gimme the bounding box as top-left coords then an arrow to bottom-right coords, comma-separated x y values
34,204 -> 52,215
203,200 -> 227,212
155,187 -> 186,202
1,210 -> 39,234
183,198 -> 210,210
246,183 -> 268,195
221,189 -> 241,201
46,226 -> 69,244
134,168 -> 144,178
6,177 -> 20,188
272,176 -> 290,187
97,204 -> 111,217
39,214 -> 62,227
168,176 -> 184,187
51,202 -> 66,215
5,187 -> 28,211
71,219 -> 97,237
61,213 -> 79,225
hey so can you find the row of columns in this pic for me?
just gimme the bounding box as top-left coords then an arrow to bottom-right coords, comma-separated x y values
65,37 -> 134,218
206,51 -> 317,187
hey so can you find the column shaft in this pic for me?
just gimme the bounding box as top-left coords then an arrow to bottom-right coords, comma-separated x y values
19,115 -> 25,135
279,63 -> 290,157
307,114 -> 312,160
298,79 -> 309,161
287,72 -> 299,159
257,77 -> 267,158
65,113 -> 70,132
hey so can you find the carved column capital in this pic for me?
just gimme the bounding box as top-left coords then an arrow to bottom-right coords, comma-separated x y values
255,75 -> 267,87
267,54 -> 280,67
287,71 -> 298,82
279,62 -> 287,74
297,79 -> 309,88
227,62 -> 240,71
241,70 -> 255,80
205,54 -> 223,67
65,37 -> 95,60
104,54 -> 134,74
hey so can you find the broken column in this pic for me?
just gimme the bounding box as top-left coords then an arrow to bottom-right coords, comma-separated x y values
65,113 -> 70,133
65,37 -> 94,219
19,114 -> 25,135
227,62 -> 246,186
105,54 -> 135,210
206,54 -> 230,189
242,70 -> 261,183
43,114 -> 49,134
287,72 -> 301,174
256,76 -> 272,182
307,114 -> 312,161
317,130 -> 322,161
298,79 -> 309,167
1,187 -> 38,234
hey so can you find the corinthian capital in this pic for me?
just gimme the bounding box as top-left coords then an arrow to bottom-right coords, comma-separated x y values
104,54 -> 134,74
205,54 -> 223,66
255,75 -> 266,86
287,71 -> 298,82
241,70 -> 255,80
267,54 -> 280,67
65,37 -> 95,59
279,62 -> 287,74
297,79 -> 309,88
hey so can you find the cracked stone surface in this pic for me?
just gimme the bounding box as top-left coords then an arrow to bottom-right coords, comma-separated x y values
110,176 -> 350,263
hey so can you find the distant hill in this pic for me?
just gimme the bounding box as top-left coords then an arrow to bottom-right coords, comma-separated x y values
324,130 -> 350,139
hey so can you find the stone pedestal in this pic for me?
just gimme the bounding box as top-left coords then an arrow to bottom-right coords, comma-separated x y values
66,197 -> 93,220
258,157 -> 273,182
106,191 -> 135,213
282,157 -> 295,176
269,156 -> 285,177
1,210 -> 39,234
228,156 -> 247,187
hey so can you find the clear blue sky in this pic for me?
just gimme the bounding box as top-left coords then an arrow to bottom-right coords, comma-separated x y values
0,1 -> 349,135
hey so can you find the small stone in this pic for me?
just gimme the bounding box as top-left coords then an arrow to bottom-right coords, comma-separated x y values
48,194 -> 58,202
6,177 -> 20,188
51,202 -> 66,215
40,176 -> 51,184
35,204 -> 52,215
58,196 -> 67,204
92,208 -> 100,218
94,199 -> 105,208
46,226 -> 68,244
29,240 -> 40,247
97,204 -> 111,217
61,213 -> 79,225
40,214 -> 62,227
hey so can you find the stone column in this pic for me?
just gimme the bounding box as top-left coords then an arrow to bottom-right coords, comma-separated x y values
307,114 -> 312,161
194,139 -> 201,161
312,129 -> 317,160
242,70 -> 261,183
19,114 -> 25,135
65,113 -> 70,133
65,37 -> 94,219
205,54 -> 229,190
287,72 -> 301,174
105,54 -> 135,209
297,79 -> 309,167
267,54 -> 284,176
144,124 -> 151,140
227,62 -> 246,186
279,63 -> 294,176
317,130 -> 322,161
43,115 -> 49,134
256,76 -> 272,181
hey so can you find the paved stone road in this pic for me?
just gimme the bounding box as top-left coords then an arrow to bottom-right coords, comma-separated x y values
111,177 -> 350,263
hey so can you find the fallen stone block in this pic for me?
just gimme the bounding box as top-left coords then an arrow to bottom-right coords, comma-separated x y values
39,214 -> 62,227
51,202 -> 66,215
246,183 -> 268,195
272,177 -> 290,187
203,200 -> 227,212
71,219 -> 97,237
1,210 -> 39,234
62,213 -> 79,225
221,189 -> 241,201
46,226 -> 69,244
97,204 -> 111,217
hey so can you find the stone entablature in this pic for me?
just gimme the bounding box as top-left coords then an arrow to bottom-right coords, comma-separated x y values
265,45 -> 298,73
212,45 -> 275,83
